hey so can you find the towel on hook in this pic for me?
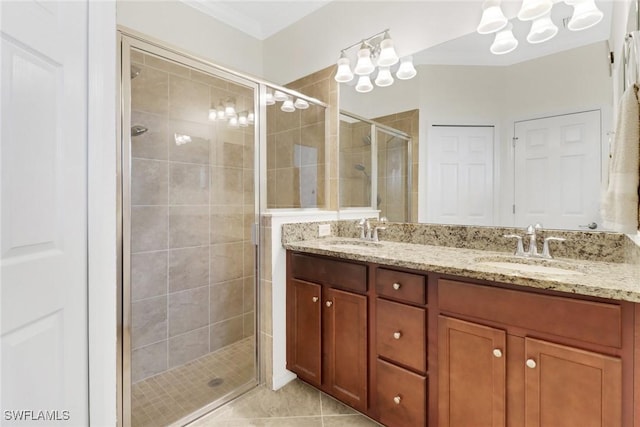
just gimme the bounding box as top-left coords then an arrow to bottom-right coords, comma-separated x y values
601,84 -> 640,233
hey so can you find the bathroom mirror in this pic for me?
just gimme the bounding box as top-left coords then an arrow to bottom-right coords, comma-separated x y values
339,0 -> 617,231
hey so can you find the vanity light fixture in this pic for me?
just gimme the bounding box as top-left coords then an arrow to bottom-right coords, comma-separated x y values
224,98 -> 236,118
247,111 -> 255,124
273,90 -> 288,102
334,29 -> 416,93
281,96 -> 296,112
294,98 -> 309,109
478,0 -> 603,54
265,89 -> 276,105
238,111 -> 249,127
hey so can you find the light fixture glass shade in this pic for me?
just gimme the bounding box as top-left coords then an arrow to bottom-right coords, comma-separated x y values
354,44 -> 375,75
375,67 -> 394,87
527,12 -> 558,43
281,97 -> 296,112
224,99 -> 236,118
208,108 -> 217,121
238,112 -> 248,127
273,90 -> 288,102
265,90 -> 275,105
490,23 -> 518,54
377,33 -> 399,67
216,102 -> 226,120
517,0 -> 553,21
335,53 -> 355,83
477,0 -> 508,34
396,56 -> 417,80
355,75 -> 374,93
567,0 -> 603,31
294,98 -> 309,109
228,116 -> 239,127
247,111 -> 255,124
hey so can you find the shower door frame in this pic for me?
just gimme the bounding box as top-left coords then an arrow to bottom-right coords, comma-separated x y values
117,30 -> 265,427
338,110 -> 413,220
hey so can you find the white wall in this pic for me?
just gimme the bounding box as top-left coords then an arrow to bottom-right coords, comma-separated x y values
117,1 -> 263,77
340,77 -> 420,118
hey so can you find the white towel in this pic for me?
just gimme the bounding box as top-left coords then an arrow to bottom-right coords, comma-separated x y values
601,84 -> 640,233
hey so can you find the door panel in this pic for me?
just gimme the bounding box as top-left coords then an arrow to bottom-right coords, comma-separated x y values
514,111 -> 601,229
428,126 -> 494,225
287,279 -> 322,386
1,1 -> 88,424
524,338 -> 621,427
438,316 -> 506,427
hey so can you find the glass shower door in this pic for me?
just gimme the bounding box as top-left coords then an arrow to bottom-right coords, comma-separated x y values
122,39 -> 258,427
376,129 -> 410,222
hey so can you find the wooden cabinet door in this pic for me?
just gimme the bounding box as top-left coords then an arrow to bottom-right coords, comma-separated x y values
324,287 -> 368,411
438,316 -> 506,427
524,338 -> 622,427
286,279 -> 322,387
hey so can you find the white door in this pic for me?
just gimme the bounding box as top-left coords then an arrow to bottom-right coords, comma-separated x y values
514,111 -> 601,230
1,1 -> 89,425
427,126 -> 495,225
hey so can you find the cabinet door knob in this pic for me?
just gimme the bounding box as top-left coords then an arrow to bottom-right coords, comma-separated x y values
526,358 -> 537,369
392,282 -> 401,290
325,301 -> 333,307
393,395 -> 402,405
312,296 -> 319,303
492,349 -> 503,358
393,331 -> 402,340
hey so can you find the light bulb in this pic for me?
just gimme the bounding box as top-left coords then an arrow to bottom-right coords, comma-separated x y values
375,67 -> 394,87
208,108 -> 217,121
265,89 -> 275,105
354,43 -> 375,75
567,0 -> 603,31
477,0 -> 508,34
490,23 -> 518,54
273,90 -> 288,102
527,12 -> 558,43
294,98 -> 309,109
396,56 -> 417,80
335,52 -> 354,83
281,97 -> 295,112
355,75 -> 373,93
377,32 -> 399,67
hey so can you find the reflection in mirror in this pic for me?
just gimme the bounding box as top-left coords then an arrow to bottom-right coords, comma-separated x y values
339,2 -> 615,230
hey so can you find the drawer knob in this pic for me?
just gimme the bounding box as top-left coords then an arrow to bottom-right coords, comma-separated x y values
393,331 -> 402,340
393,395 -> 402,405
392,282 -> 401,290
526,358 -> 537,369
312,297 -> 319,303
326,301 -> 333,307
492,349 -> 503,358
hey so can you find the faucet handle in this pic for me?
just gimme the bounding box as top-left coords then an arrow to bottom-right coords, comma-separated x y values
542,237 -> 566,259
504,234 -> 525,256
356,218 -> 366,239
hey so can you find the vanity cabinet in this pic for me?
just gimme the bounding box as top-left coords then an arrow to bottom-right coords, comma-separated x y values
438,279 -> 624,427
286,253 -> 368,412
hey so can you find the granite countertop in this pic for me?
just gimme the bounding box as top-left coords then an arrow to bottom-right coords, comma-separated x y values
284,237 -> 640,303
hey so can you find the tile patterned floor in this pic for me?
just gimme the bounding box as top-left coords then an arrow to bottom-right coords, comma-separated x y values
188,379 -> 382,427
132,337 -> 256,427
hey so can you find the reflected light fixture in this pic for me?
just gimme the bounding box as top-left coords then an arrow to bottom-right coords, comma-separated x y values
273,90 -> 288,102
174,133 -> 192,146
247,111 -> 255,124
238,111 -> 249,127
265,89 -> 276,105
478,0 -> 603,55
281,96 -> 296,112
294,98 -> 309,109
334,29 -> 416,93
224,98 -> 236,118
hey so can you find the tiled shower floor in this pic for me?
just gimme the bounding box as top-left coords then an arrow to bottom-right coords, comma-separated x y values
131,337 -> 256,427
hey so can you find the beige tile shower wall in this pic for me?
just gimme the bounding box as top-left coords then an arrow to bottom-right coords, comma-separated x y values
129,52 -> 255,384
373,110 -> 419,222
286,66 -> 338,210
339,119 -> 372,208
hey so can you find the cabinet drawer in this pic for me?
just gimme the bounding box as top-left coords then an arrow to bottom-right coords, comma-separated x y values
376,298 -> 426,373
439,279 -> 622,348
376,359 -> 426,427
376,268 -> 426,305
290,253 -> 367,293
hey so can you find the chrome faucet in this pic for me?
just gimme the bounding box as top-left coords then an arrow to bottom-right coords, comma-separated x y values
504,223 -> 565,259
372,217 -> 388,242
357,218 -> 372,240
525,223 -> 543,257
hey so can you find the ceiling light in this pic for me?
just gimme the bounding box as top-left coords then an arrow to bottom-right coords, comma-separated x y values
377,31 -> 399,67
354,42 -> 375,75
375,67 -> 394,87
567,0 -> 603,31
477,0 -> 508,34
265,89 -> 275,105
396,56 -> 417,80
281,97 -> 296,112
527,12 -> 558,43
490,23 -> 518,55
518,0 -> 553,21
355,75 -> 374,93
294,98 -> 309,109
335,51 -> 355,83
273,90 -> 288,102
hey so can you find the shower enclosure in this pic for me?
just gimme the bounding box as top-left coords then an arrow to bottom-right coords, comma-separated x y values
339,112 -> 412,221
120,34 -> 259,427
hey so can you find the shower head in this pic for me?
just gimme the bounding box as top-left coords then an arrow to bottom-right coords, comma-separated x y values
354,163 -> 370,179
362,134 -> 371,145
131,125 -> 148,137
131,65 -> 141,80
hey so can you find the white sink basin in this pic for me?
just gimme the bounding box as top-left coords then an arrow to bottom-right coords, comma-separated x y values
321,239 -> 383,250
477,261 -> 584,276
